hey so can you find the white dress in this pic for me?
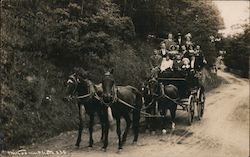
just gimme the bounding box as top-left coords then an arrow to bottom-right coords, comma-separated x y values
160,58 -> 173,71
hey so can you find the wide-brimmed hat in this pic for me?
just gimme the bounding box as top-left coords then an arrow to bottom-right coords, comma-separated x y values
185,33 -> 192,38
182,58 -> 190,64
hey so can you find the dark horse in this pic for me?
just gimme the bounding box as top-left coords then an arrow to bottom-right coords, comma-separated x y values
65,73 -> 107,148
142,79 -> 158,132
101,73 -> 142,151
147,77 -> 179,131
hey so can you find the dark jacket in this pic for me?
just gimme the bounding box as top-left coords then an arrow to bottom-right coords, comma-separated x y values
173,60 -> 184,70
149,54 -> 162,69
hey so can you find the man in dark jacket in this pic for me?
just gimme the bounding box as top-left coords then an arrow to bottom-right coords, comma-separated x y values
191,45 -> 207,71
173,53 -> 184,71
176,32 -> 184,48
181,45 -> 190,59
149,49 -> 162,78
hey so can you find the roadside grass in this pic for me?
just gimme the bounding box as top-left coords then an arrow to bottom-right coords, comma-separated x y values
203,71 -> 228,92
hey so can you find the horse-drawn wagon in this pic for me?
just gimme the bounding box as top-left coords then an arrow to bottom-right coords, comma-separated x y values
65,68 -> 206,151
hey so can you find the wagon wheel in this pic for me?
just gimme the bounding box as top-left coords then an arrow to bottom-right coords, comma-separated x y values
197,91 -> 205,120
187,96 -> 195,125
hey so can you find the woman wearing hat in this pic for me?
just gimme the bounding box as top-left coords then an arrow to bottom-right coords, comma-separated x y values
185,33 -> 194,51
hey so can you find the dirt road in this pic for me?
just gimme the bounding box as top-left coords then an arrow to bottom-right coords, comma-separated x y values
5,71 -> 249,157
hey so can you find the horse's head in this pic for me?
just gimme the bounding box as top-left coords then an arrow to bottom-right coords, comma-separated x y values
65,74 -> 78,98
102,71 -> 115,105
148,77 -> 159,97
64,73 -> 90,101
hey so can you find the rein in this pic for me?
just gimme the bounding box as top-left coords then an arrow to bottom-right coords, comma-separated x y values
77,93 -> 92,99
116,97 -> 152,117
141,96 -> 156,111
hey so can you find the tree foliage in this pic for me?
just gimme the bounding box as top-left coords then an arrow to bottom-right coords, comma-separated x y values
223,24 -> 250,77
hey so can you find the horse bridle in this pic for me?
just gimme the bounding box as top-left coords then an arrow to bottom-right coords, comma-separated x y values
148,78 -> 159,97
100,85 -> 118,107
67,75 -> 93,100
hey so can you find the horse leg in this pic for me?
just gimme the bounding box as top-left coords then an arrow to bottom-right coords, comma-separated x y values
98,112 -> 105,142
76,104 -> 84,147
145,107 -> 150,132
115,116 -> 123,150
170,104 -> 177,129
122,113 -> 131,144
88,114 -> 94,147
132,109 -> 140,143
102,112 -> 110,151
151,104 -> 157,132
161,105 -> 167,134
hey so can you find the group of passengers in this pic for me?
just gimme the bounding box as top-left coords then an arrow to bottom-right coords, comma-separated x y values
149,32 -> 207,78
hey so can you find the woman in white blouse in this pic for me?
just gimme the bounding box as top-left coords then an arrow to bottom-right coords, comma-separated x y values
160,54 -> 173,72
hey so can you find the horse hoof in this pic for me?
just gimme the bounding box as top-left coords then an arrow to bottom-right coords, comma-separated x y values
145,129 -> 150,134
75,144 -> 80,149
162,129 -> 167,134
101,148 -> 107,152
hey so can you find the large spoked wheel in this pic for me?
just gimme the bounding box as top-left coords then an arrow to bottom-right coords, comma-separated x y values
197,91 -> 205,120
187,96 -> 195,125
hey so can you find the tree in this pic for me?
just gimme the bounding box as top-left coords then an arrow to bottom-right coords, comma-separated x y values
223,24 -> 250,77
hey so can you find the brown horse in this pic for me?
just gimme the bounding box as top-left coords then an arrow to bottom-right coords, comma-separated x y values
147,77 -> 179,131
101,73 -> 142,151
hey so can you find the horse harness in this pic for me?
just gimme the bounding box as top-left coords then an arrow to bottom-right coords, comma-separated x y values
68,75 -> 95,101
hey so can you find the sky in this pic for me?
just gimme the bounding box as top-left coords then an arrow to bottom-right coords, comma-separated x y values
212,0 -> 250,36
